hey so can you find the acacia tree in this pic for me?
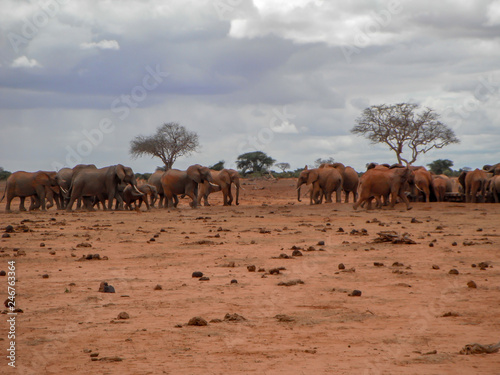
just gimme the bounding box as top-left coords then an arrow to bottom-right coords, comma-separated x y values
351,103 -> 459,165
236,151 -> 275,175
314,157 -> 335,167
275,162 -> 290,173
129,122 -> 199,170
427,159 -> 454,175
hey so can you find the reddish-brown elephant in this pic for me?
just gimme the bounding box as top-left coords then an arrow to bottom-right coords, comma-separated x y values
464,168 -> 489,203
297,166 -> 342,205
319,163 -> 359,203
353,166 -> 414,210
198,169 -> 241,206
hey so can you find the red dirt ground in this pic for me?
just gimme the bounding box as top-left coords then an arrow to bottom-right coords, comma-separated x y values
0,178 -> 499,374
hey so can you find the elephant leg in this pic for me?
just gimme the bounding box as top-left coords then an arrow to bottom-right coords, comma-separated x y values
19,196 -> 27,211
143,196 -> 150,210
227,185 -> 233,205
336,187 -> 342,203
344,191 -> 349,203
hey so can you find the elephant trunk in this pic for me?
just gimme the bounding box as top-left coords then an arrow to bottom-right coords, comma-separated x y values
297,184 -> 302,202
235,183 -> 240,205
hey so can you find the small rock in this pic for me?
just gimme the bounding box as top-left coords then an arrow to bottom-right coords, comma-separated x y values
49,250 -> 56,255
76,242 -> 92,248
392,262 -> 404,267
337,227 -> 344,232
467,280 -> 477,289
42,274 -> 49,279
269,268 -> 281,275
292,249 -> 303,256
448,269 -> 459,275
411,218 -> 421,223
199,276 -> 210,281
429,242 -> 434,247
209,319 -> 222,323
279,253 -> 290,259
90,353 -> 99,358
99,281 -> 115,293
478,261 -> 490,269
278,279 -> 304,286
5,225 -> 14,233
187,316 -> 208,326
442,311 -> 459,317
471,264 -> 477,268
247,265 -> 256,272
338,263 -> 345,270
40,242 -> 46,247
117,312 -> 129,320
192,271 -> 203,278
230,279 -> 238,284
2,233 -> 10,238
432,265 -> 440,270
149,238 -> 155,242
373,262 -> 384,267
258,268 -> 266,272
0,271 -> 6,276
224,313 -> 246,322
317,241 -> 325,246
452,242 -> 458,246
154,284 -> 162,290
349,290 -> 362,297
274,314 -> 294,322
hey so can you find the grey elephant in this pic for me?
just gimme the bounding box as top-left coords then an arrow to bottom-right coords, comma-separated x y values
66,164 -> 140,211
161,164 -> 215,208
147,170 -> 166,208
123,184 -> 157,210
1,171 -> 58,212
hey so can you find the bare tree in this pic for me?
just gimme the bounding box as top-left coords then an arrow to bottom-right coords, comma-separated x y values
130,123 -> 199,169
275,162 -> 290,173
351,103 -> 459,165
314,157 -> 335,167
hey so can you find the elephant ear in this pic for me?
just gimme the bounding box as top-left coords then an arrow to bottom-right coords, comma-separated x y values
116,164 -> 126,182
307,170 -> 319,185
188,166 -> 202,183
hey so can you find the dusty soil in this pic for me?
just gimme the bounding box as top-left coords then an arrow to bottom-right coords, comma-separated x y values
0,178 -> 499,374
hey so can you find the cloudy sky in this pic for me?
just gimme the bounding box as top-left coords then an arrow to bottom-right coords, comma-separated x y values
1,0 -> 499,173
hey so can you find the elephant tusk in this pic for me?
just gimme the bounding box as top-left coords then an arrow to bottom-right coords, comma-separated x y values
133,185 -> 144,195
209,182 -> 219,188
60,187 -> 68,194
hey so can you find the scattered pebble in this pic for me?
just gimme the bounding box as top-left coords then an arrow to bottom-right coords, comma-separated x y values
199,276 -> 210,281
373,262 -> 384,267
338,263 -> 345,270
274,314 -> 294,322
4,225 -> 14,233
2,233 -> 10,238
187,317 -> 208,326
467,281 -> 477,289
230,279 -> 238,284
42,274 -> 49,279
117,312 -> 130,320
449,269 -> 459,275
154,284 -> 162,290
348,290 -> 362,297
247,265 -> 256,272
192,271 -> 203,278
278,279 -> 304,286
432,265 -> 440,270
292,249 -> 303,256
0,271 -> 6,276
98,282 -> 115,293
224,313 -> 246,322
317,241 -> 325,246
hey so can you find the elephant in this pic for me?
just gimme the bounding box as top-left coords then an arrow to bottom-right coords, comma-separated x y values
319,163 -> 359,203
410,166 -> 434,202
353,166 -> 414,210
431,175 -> 450,202
198,169 -> 241,206
1,171 -> 58,212
483,163 -> 500,176
66,164 -> 140,211
161,164 -> 215,208
296,166 -> 342,205
488,175 -> 500,203
123,184 -> 157,210
148,170 -> 166,208
464,168 -> 489,203
366,163 -> 391,170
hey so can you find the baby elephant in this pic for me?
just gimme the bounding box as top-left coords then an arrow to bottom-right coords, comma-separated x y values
123,184 -> 158,210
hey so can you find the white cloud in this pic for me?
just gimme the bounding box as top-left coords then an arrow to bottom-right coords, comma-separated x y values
486,1 -> 500,25
80,39 -> 120,50
11,56 -> 41,68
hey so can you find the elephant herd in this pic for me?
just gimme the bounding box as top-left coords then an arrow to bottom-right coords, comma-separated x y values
0,163 -> 242,213
295,161 -> 500,210
2,161 -> 499,213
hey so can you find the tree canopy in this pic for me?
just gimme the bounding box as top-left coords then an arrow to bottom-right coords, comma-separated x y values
427,159 -> 454,175
275,162 -> 290,172
351,103 -> 459,165
129,122 -> 199,170
314,157 -> 335,167
209,160 -> 225,171
236,151 -> 275,175
0,167 -> 11,180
